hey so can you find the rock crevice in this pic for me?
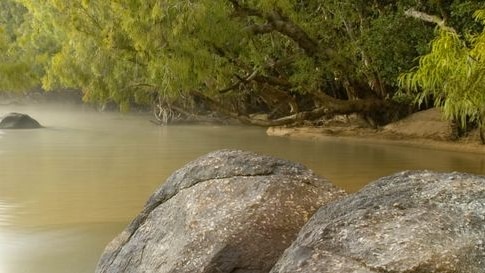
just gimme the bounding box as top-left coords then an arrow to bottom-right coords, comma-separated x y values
96,151 -> 485,273
271,171 -> 485,273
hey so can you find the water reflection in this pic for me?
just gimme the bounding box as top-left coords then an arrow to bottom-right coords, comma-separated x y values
0,200 -> 14,273
0,223 -> 125,273
0,200 -> 12,227
0,131 -> 4,156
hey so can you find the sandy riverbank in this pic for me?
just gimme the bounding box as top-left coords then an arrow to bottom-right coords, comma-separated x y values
267,108 -> 485,154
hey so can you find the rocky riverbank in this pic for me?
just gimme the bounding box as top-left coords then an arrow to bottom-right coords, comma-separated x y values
95,150 -> 346,273
267,108 -> 485,154
96,150 -> 485,273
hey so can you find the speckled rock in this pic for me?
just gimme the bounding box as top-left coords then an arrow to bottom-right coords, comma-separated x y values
0,112 -> 42,129
270,171 -> 485,273
95,149 -> 346,273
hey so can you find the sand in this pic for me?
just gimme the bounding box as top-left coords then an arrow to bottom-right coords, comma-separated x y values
267,108 -> 485,154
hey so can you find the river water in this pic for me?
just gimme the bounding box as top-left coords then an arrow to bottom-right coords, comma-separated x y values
0,104 -> 483,273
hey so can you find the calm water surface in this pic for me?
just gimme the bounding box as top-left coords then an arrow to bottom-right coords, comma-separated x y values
0,104 -> 483,273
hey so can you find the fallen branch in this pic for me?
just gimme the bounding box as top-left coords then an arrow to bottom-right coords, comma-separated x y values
192,90 -> 387,127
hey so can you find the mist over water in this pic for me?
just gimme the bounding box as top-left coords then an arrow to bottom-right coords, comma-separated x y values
0,103 -> 483,273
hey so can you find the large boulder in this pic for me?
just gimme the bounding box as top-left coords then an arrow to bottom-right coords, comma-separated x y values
0,112 -> 42,129
383,108 -> 451,141
95,150 -> 346,273
270,171 -> 485,273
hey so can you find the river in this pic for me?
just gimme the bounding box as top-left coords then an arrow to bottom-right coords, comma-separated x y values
0,104 -> 483,273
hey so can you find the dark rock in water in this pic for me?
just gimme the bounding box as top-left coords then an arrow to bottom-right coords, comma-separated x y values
270,171 -> 485,273
0,112 -> 42,129
95,149 -> 346,273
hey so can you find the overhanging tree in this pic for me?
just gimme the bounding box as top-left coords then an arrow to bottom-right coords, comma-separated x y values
0,0 -> 38,91
2,0 -> 479,126
400,8 -> 485,143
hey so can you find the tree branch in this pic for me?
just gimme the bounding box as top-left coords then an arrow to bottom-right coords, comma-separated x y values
405,8 -> 456,33
266,11 -> 319,56
245,23 -> 274,34
228,0 -> 263,17
192,90 -> 387,127
218,70 -> 258,94
253,75 -> 292,88
230,0 -> 319,56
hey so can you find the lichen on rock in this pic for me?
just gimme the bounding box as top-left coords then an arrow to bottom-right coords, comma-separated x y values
95,149 -> 346,273
270,171 -> 485,273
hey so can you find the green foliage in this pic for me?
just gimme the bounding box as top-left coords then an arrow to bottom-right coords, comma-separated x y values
449,1 -> 485,33
0,0 -> 483,115
290,0 -> 436,95
360,13 -> 433,88
400,9 -> 485,130
0,0 -> 39,91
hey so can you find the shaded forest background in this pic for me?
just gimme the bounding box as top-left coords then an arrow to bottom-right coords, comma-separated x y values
1,0 -> 484,136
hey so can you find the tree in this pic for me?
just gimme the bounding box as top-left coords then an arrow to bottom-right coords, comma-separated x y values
1,0 -> 480,126
0,0 -> 38,91
400,9 -> 485,143
17,0 -> 151,111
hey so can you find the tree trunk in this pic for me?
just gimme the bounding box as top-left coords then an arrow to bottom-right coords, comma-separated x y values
480,127 -> 484,144
480,115 -> 485,144
191,90 -> 388,127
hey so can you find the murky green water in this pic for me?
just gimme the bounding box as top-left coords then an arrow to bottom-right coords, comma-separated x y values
0,104 -> 483,273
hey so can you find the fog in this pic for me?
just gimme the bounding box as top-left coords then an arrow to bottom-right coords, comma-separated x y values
0,103 -> 483,273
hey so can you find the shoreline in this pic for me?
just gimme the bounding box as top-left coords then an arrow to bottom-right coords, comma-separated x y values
267,108 -> 485,155
267,126 -> 485,155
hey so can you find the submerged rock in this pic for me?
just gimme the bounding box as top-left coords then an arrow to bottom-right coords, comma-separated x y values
270,171 -> 485,273
0,112 -> 42,129
95,149 -> 346,273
